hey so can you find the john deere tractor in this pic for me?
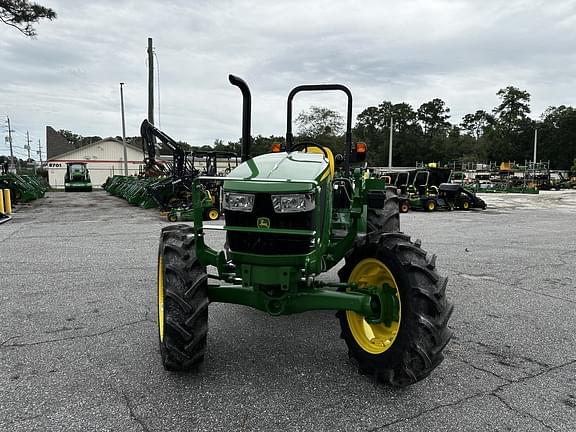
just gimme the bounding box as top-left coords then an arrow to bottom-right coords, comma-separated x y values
64,162 -> 92,192
156,75 -> 453,386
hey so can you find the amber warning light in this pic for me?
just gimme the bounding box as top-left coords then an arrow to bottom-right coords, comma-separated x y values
271,143 -> 282,153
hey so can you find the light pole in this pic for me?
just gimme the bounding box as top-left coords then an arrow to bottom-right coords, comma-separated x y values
533,128 -> 538,184
533,128 -> 538,165
388,117 -> 393,168
120,82 -> 128,175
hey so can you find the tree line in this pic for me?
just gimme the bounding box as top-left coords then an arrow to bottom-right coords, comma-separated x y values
215,86 -> 576,171
46,86 -> 576,173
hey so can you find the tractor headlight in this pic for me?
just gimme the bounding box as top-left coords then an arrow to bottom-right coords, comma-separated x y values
271,193 -> 315,213
223,192 -> 255,212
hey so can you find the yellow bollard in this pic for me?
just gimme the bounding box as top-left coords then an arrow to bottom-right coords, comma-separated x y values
4,189 -> 12,215
0,189 -> 4,214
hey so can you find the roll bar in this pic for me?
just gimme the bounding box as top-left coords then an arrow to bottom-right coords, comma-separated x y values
286,84 -> 353,172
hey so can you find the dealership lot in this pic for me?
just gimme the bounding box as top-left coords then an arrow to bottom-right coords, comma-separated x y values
1,190 -> 575,431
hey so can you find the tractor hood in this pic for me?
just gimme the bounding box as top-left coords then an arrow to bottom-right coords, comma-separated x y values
223,152 -> 329,192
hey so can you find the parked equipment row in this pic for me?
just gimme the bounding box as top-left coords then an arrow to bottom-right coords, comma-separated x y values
102,174 -> 222,221
0,173 -> 49,204
103,176 -> 157,208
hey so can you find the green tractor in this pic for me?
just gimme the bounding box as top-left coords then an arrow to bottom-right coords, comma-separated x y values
156,75 -> 453,386
165,150 -> 238,222
64,162 -> 92,192
166,188 -> 220,222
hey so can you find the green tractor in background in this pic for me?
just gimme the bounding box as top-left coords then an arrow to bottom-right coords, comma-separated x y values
156,75 -> 453,386
166,188 -> 220,222
64,162 -> 92,192
165,150 -> 238,222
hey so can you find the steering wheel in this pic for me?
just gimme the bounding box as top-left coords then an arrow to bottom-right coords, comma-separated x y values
290,142 -> 329,158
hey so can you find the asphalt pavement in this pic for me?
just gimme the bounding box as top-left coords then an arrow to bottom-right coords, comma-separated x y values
1,189 -> 575,431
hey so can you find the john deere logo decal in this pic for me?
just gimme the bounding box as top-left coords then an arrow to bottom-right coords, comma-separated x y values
257,217 -> 270,229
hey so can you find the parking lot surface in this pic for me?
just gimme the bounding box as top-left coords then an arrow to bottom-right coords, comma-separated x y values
1,190 -> 575,431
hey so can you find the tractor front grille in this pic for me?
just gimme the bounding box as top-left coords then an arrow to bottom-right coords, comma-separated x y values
225,193 -> 315,255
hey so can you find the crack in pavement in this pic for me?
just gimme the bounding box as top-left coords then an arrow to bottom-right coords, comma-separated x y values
490,392 -> 556,431
0,225 -> 23,243
450,338 -> 552,370
121,391 -> 152,432
1,412 -> 45,427
1,335 -> 21,346
368,359 -> 576,431
367,392 -> 483,432
0,265 -> 154,277
0,319 -> 152,348
449,270 -> 576,305
511,285 -> 576,305
452,357 -> 511,382
13,231 -> 156,240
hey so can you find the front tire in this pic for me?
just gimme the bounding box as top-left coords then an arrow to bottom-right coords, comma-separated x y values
399,201 -> 410,213
157,225 -> 208,371
337,233 -> 453,387
205,208 -> 220,220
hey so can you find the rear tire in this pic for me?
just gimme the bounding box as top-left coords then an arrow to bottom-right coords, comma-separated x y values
367,186 -> 400,235
460,199 -> 470,210
425,199 -> 437,212
157,225 -> 208,371
337,233 -> 453,387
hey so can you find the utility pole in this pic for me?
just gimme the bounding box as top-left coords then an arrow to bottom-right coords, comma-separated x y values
25,130 -> 32,161
388,117 -> 394,168
6,116 -> 15,173
37,139 -> 43,166
120,82 -> 128,175
147,37 -> 154,125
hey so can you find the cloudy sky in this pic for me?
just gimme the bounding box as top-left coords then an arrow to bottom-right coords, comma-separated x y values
1,0 -> 575,160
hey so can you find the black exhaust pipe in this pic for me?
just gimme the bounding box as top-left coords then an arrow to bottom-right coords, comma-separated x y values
228,74 -> 252,162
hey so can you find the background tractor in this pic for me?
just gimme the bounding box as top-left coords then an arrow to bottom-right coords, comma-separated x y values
155,75 -> 453,386
407,170 -> 442,211
141,120 -> 231,220
438,183 -> 487,210
64,163 -> 92,192
165,151 -> 238,222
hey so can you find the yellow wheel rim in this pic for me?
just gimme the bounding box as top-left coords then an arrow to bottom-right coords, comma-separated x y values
157,256 -> 165,342
427,201 -> 435,211
463,201 -> 469,209
346,258 -> 401,354
208,209 -> 219,220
